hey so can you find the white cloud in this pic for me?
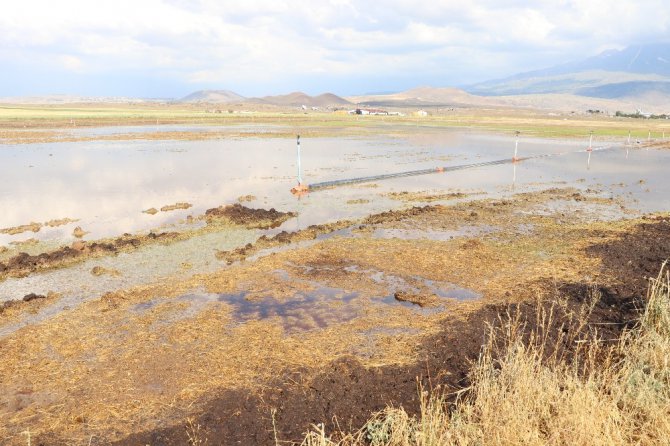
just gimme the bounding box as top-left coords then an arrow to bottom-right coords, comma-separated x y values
0,0 -> 668,96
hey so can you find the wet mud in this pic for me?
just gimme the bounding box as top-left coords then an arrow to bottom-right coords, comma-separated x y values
111,270 -> 650,446
0,231 -> 178,280
160,202 -> 193,212
0,204 -> 296,282
109,209 -> 670,446
215,220 -> 353,264
1,218 -> 78,236
2,187 -> 667,445
204,203 -> 296,229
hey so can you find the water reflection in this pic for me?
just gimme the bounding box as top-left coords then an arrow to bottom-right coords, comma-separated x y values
1,130 -> 669,250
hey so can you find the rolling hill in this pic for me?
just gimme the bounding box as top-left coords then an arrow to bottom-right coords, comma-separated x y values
179,90 -> 246,103
251,91 -> 351,107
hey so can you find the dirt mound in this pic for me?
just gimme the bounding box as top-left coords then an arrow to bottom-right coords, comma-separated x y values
205,204 -> 296,229
588,215 -> 670,299
0,232 -> 177,279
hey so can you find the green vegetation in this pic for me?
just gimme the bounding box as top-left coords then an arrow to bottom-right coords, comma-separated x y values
298,264 -> 670,445
1,104 -> 669,142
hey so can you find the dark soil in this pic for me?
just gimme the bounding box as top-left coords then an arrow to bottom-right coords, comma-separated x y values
588,214 -> 670,300
216,220 -> 354,264
0,232 -> 177,281
205,204 -> 297,229
363,205 -> 442,225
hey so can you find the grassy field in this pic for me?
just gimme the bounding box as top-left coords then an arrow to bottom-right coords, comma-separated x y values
1,103 -> 669,141
298,264 -> 670,446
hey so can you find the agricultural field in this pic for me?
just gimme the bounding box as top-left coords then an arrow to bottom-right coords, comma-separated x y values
0,107 -> 669,445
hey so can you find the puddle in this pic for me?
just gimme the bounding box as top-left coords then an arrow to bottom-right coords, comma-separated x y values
344,264 -> 481,303
130,287 -> 360,334
125,268 -> 481,334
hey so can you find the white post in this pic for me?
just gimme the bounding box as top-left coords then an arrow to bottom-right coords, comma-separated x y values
627,130 -> 631,145
587,150 -> 592,170
513,131 -> 519,161
648,130 -> 651,142
296,135 -> 303,185
588,131 -> 593,152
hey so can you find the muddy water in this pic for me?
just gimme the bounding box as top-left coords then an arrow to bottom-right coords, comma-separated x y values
1,129 -> 668,248
1,127 -> 669,335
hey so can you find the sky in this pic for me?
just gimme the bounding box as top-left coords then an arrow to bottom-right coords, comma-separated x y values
1,0 -> 669,99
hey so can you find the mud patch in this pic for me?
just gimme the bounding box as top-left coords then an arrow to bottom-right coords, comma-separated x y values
237,194 -> 256,203
1,222 -> 42,236
588,214 -> 670,300
205,203 -> 296,229
215,220 -> 353,264
393,290 -> 440,307
91,266 -> 122,277
1,292 -> 59,317
0,232 -> 178,280
160,202 -> 193,212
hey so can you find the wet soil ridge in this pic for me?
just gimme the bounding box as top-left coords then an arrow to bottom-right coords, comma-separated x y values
588,215 -> 670,300
0,204 -> 297,283
216,220 -> 354,264
204,203 -> 296,229
1,293 -> 51,316
0,232 -> 178,281
215,205 -> 443,265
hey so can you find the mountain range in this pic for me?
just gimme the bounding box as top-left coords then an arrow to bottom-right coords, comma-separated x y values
2,43 -> 669,112
467,43 -> 670,100
178,90 -> 351,107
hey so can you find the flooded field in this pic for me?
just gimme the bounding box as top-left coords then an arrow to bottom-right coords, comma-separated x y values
1,122 -> 669,445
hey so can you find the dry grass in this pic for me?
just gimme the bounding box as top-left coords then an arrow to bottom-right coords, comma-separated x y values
299,263 -> 670,445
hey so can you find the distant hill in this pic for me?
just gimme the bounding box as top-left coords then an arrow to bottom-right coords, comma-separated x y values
468,43 -> 670,98
252,91 -> 351,107
348,86 -> 505,107
179,90 -> 246,103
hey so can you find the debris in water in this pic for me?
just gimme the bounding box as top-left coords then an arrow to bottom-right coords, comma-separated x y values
1,222 -> 42,235
90,266 -> 122,277
23,293 -> 46,302
72,226 -> 89,238
160,202 -> 193,212
393,291 -> 440,307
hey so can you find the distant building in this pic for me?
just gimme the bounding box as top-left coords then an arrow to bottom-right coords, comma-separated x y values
350,108 -> 388,116
414,110 -> 428,117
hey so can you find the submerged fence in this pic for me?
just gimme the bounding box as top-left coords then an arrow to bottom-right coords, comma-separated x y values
297,143 -> 615,193
306,157 -> 527,191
